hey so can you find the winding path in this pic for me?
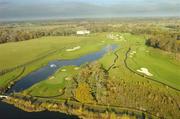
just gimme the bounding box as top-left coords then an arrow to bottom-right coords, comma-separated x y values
23,48 -> 163,118
0,47 -> 66,76
2,46 -> 178,119
124,48 -> 180,111
124,48 -> 180,92
107,49 -> 121,71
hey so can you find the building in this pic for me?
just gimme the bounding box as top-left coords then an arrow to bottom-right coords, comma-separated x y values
76,30 -> 90,35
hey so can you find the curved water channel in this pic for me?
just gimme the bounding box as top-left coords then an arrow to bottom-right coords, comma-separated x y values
0,45 -> 117,119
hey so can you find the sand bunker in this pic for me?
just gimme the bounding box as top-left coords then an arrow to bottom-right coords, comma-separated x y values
107,34 -> 122,40
74,67 -> 80,70
59,89 -> 63,93
49,76 -> 55,80
107,33 -> 126,42
137,68 -> 153,76
129,51 -> 136,57
61,69 -> 67,72
130,51 -> 136,55
66,46 -> 81,52
50,64 -> 57,68
65,77 -> 71,81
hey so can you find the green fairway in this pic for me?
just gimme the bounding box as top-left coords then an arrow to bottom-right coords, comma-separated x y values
0,34 -> 109,70
2,32 -> 179,119
23,66 -> 79,97
0,33 -> 115,90
21,32 -> 180,96
127,46 -> 180,90
0,5 -> 180,118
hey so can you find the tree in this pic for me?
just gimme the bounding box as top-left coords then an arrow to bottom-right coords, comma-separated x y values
75,83 -> 94,104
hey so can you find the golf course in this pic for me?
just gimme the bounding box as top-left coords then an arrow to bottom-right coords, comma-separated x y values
0,31 -> 180,119
0,0 -> 180,118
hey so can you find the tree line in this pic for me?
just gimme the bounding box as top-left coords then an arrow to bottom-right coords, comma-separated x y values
0,27 -> 76,44
0,20 -> 180,53
145,32 -> 180,53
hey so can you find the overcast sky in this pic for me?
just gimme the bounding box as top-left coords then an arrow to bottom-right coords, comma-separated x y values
0,0 -> 180,21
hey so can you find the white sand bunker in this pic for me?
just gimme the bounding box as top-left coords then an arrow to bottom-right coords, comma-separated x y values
74,67 -> 80,70
130,51 -> 136,54
50,64 -> 57,68
49,76 -> 55,80
59,89 -> 63,93
129,51 -> 136,58
137,68 -> 153,76
129,55 -> 133,58
61,69 -> 67,72
65,77 -> 71,81
66,46 -> 81,52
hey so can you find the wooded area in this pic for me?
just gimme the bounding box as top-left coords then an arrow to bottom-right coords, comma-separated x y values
0,18 -> 180,53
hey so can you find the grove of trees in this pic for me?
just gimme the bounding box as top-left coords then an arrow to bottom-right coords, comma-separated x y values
0,18 -> 180,53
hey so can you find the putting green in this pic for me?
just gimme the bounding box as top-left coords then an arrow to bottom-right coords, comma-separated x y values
23,66 -> 79,96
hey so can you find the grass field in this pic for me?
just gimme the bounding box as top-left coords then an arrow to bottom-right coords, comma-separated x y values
1,32 -> 180,118
0,33 -> 110,70
23,66 -> 79,97
1,32 -> 179,91
22,32 -> 180,96
127,46 -> 180,89
0,33 -> 114,89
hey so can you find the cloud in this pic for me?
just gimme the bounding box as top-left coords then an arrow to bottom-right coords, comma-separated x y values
0,0 -> 10,8
0,0 -> 179,21
0,1 -> 9,5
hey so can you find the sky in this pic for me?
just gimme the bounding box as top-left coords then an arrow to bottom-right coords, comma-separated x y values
0,0 -> 180,21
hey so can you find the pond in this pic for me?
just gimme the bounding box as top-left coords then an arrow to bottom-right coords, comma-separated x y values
7,44 -> 117,93
0,101 -> 79,119
1,44 -> 117,119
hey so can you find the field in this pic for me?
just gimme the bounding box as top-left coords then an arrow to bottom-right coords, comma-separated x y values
1,32 -> 180,118
0,33 -> 114,89
24,66 -> 79,97
0,33 -> 111,70
127,45 -> 180,89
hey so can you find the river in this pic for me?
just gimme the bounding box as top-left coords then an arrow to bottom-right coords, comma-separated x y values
0,44 -> 117,119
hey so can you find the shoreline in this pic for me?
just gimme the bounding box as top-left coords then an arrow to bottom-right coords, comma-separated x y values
0,43 -> 107,95
2,94 -> 160,119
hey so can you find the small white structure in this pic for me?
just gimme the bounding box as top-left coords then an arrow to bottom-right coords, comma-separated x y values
50,64 -> 57,68
76,30 -> 90,35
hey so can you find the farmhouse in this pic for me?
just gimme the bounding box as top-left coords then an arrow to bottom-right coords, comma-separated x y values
76,30 -> 90,35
